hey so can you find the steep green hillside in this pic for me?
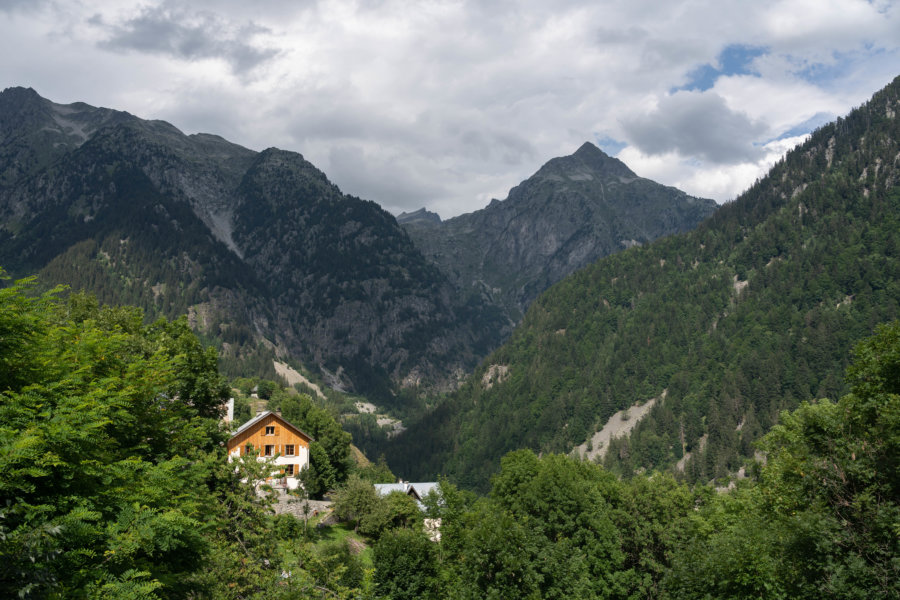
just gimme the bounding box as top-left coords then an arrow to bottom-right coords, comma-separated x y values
388,75 -> 900,490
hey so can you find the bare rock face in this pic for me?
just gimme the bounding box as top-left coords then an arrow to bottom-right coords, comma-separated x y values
402,142 -> 717,321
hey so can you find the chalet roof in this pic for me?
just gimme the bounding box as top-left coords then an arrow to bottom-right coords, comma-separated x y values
229,410 -> 314,442
411,482 -> 440,499
374,481 -> 440,502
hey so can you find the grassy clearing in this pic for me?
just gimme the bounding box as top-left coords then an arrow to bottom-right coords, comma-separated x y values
314,522 -> 373,566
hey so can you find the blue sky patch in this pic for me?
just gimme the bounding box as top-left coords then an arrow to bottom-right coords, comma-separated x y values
675,44 -> 769,92
791,49 -> 865,90
594,135 -> 627,156
766,111 -> 836,143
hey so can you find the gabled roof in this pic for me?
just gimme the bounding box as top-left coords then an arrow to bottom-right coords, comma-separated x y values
229,410 -> 314,442
374,481 -> 440,502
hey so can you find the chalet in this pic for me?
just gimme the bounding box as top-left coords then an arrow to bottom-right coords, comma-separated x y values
374,480 -> 443,541
227,411 -> 313,490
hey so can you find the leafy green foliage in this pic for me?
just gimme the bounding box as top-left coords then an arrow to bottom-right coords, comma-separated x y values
355,455 -> 397,484
373,528 -> 438,600
359,492 -> 421,540
373,454 -> 706,600
333,474 -> 381,533
332,476 -> 421,541
666,321 -> 900,599
0,273 -> 356,598
0,276 -> 217,596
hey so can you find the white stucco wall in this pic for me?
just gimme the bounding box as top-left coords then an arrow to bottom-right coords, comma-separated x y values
227,445 -> 309,490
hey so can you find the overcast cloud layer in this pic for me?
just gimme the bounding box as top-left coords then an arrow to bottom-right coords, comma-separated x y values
1,0 -> 898,217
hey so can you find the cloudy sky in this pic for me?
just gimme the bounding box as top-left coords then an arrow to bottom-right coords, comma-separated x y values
1,1 -> 898,218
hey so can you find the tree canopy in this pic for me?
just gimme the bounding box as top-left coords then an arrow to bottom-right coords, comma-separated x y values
0,274 -> 345,598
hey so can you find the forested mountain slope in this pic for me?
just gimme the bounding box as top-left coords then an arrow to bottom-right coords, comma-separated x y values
401,142 -> 716,321
0,87 -> 506,398
388,74 -> 900,490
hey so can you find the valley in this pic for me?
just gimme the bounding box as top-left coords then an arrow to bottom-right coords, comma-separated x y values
1,72 -> 899,599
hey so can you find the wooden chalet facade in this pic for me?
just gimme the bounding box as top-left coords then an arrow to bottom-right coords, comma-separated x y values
227,411 -> 313,490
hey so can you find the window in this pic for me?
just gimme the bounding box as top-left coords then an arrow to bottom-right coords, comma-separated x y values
265,426 -> 275,435
284,464 -> 295,476
285,444 -> 295,456
264,445 -> 274,457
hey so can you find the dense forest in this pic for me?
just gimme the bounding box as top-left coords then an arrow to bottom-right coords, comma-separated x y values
2,269 -> 897,597
367,317 -> 900,598
386,74 -> 900,491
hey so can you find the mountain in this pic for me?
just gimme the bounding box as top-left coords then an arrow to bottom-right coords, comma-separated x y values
401,142 -> 717,320
396,207 -> 442,226
0,87 -> 507,399
387,75 -> 900,490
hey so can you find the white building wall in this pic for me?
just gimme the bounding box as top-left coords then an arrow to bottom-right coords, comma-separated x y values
226,445 -> 310,490
272,447 -> 309,490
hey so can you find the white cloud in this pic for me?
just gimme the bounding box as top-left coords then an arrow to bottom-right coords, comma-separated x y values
619,133 -> 811,203
621,91 -> 769,164
1,0 -> 898,215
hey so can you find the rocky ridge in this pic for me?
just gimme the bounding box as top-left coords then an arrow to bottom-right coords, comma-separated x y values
401,142 -> 717,320
0,87 -> 505,398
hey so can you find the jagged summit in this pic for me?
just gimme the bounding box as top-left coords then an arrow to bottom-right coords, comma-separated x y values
570,141 -> 636,178
529,142 -> 637,183
0,86 -> 41,103
397,207 -> 442,225
401,143 -> 716,320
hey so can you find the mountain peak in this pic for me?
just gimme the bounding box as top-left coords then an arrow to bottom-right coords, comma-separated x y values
531,142 -> 636,183
397,207 -> 442,226
0,86 -> 42,102
0,86 -> 47,123
569,141 -> 636,179
573,141 -> 604,157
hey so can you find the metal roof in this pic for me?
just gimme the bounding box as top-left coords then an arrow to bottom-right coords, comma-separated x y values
373,481 -> 440,501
